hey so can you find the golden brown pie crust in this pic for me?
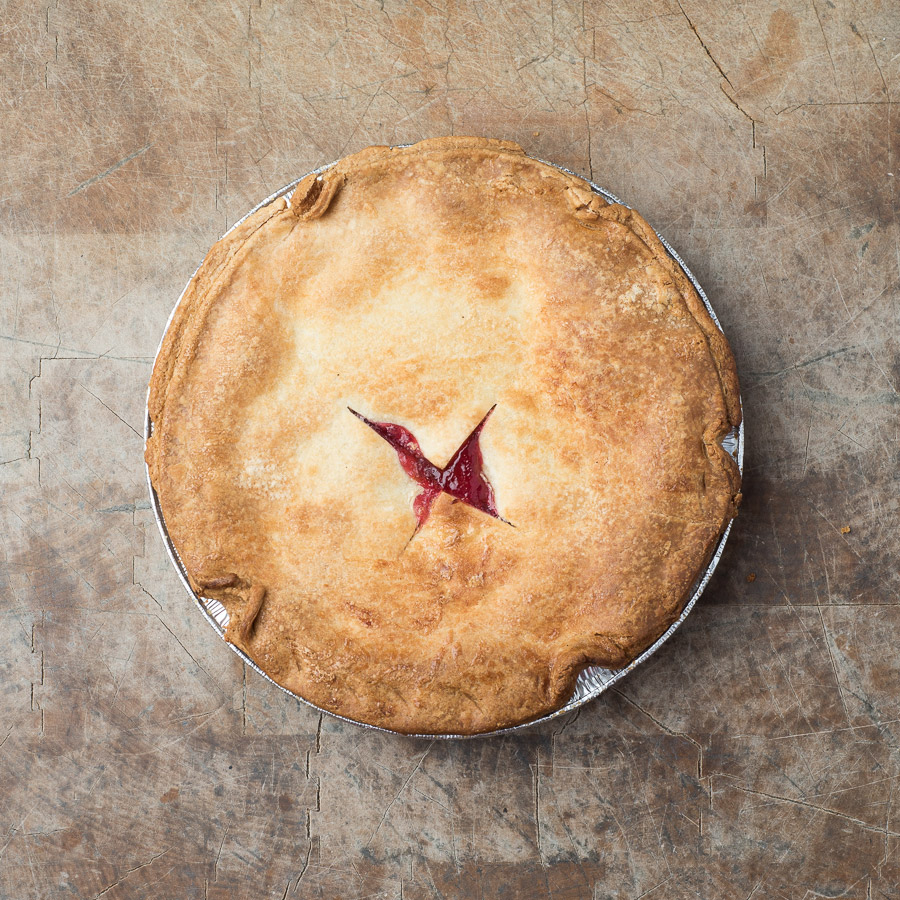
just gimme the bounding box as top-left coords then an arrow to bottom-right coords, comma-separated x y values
146,137 -> 741,735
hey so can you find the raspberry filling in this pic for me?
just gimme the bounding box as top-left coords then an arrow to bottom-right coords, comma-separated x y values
348,405 -> 511,536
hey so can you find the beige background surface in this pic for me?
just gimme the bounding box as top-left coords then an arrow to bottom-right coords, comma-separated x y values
1,1 -> 899,898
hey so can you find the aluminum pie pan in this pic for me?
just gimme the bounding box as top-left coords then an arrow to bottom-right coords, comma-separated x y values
145,151 -> 744,739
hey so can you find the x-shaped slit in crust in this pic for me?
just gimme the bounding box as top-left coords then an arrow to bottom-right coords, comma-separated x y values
348,405 -> 513,540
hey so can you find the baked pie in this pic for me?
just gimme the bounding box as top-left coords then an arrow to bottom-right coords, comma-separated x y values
146,137 -> 741,735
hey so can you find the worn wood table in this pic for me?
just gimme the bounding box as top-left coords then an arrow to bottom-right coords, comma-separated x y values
2,1 -> 898,897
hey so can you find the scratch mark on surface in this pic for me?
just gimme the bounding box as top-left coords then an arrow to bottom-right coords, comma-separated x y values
810,0 -> 840,98
861,343 -> 900,396
68,144 -> 153,197
882,778 -> 894,869
731,782 -> 900,838
29,619 -> 45,737
748,345 -> 857,383
241,665 -> 247,735
212,826 -> 228,882
364,741 -> 434,849
744,880 -> 763,900
134,574 -> 163,610
613,689 -> 703,766
675,0 -> 755,126
78,382 -> 142,439
632,877 -> 673,899
582,57 -> 593,182
92,848 -> 170,899
411,786 -> 451,813
291,841 -> 312,895
861,30 -> 889,99
532,747 -> 544,866
0,334 -> 153,363
153,614 -> 219,690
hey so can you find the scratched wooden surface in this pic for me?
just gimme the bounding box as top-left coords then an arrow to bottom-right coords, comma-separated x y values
1,1 -> 898,897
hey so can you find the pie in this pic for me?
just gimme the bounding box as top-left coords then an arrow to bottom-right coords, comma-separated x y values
146,136 -> 742,735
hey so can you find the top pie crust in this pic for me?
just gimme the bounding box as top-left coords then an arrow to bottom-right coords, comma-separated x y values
146,136 -> 742,735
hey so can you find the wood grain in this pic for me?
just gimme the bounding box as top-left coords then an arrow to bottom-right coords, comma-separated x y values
1,1 -> 898,897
